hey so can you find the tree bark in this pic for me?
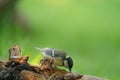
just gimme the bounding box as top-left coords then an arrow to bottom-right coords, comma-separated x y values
0,45 -> 106,80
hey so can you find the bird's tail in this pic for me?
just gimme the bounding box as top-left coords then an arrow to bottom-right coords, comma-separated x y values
34,47 -> 42,51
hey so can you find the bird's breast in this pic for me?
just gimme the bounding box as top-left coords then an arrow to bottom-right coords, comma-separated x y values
53,57 -> 64,66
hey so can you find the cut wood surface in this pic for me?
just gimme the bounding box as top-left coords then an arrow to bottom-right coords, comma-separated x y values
0,45 -> 106,80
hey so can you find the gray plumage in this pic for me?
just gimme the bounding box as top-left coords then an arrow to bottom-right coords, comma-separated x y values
35,47 -> 73,72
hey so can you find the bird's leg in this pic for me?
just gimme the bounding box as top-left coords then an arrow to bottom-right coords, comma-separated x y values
39,58 -> 54,70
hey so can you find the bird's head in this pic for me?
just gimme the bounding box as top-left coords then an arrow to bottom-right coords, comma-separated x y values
64,56 -> 73,72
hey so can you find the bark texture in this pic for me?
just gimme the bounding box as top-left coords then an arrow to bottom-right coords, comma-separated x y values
0,45 -> 106,80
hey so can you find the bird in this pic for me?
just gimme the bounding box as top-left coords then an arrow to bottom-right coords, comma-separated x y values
35,47 -> 73,72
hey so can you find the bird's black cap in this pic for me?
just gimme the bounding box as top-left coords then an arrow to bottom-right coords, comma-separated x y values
66,56 -> 73,72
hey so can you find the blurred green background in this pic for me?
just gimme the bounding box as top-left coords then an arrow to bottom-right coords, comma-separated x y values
0,0 -> 120,79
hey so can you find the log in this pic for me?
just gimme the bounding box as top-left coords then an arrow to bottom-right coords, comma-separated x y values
0,45 -> 106,80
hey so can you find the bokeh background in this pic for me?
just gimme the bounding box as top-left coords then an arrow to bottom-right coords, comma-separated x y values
0,0 -> 120,79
